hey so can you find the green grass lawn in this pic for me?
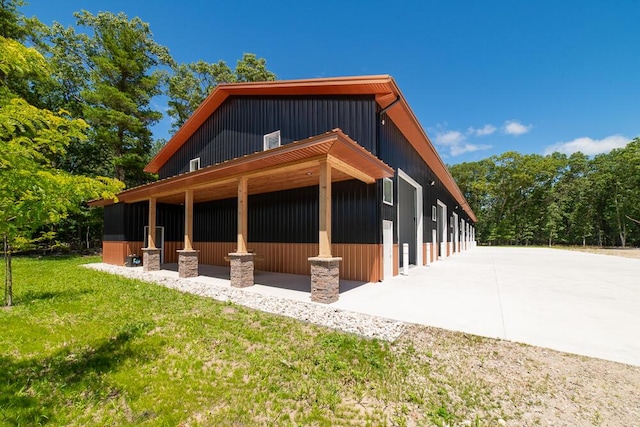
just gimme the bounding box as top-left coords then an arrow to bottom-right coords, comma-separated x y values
0,256 -> 490,426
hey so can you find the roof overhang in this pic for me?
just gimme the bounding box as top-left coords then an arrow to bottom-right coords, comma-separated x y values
143,75 -> 476,222
89,129 -> 393,207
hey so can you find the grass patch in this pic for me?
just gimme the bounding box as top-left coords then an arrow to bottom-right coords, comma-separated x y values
1,256 -> 497,426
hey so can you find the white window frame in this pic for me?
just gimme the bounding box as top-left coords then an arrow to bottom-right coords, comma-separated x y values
189,157 -> 200,172
382,177 -> 393,206
432,206 -> 437,222
263,130 -> 281,151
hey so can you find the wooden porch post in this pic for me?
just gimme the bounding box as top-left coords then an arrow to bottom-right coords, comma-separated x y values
318,160 -> 332,257
142,197 -> 160,271
148,197 -> 157,249
229,176 -> 254,287
309,159 -> 341,303
184,189 -> 194,251
177,189 -> 199,278
237,176 -> 248,254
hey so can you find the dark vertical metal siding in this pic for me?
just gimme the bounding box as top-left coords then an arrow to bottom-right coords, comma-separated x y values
157,203 -> 184,241
249,186 -> 318,243
159,95 -> 377,179
124,202 -> 149,241
103,204 -> 125,241
378,116 -> 461,244
104,180 -> 380,245
332,180 -> 379,244
398,178 -> 417,266
187,181 -> 379,244
193,198 -> 237,242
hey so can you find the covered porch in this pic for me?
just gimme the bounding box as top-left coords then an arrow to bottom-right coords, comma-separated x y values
92,129 -> 393,303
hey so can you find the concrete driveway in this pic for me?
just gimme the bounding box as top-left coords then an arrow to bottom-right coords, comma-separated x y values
334,246 -> 640,366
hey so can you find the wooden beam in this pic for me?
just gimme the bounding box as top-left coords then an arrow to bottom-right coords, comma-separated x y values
148,197 -> 157,249
237,176 -> 248,254
318,160 -> 332,257
184,189 -> 194,250
327,154 -> 376,184
244,157 -> 324,180
122,159 -> 326,205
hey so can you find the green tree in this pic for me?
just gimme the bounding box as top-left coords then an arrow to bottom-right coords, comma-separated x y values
590,139 -> 640,247
46,11 -> 174,187
1,36 -> 123,306
167,53 -> 276,131
0,0 -> 27,41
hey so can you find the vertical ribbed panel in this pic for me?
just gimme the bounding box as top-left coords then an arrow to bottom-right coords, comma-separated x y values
103,241 -> 127,265
192,242 -> 236,265
158,204 -> 185,242
159,95 -> 377,179
163,241 -> 184,263
102,241 -> 144,265
103,204 -> 125,241
332,243 -> 381,282
422,243 -> 427,265
249,242 -> 317,276
393,244 -> 399,276
124,202 -> 149,241
104,240 -> 380,282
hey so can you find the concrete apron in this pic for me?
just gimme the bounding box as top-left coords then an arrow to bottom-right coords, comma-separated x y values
333,246 -> 640,367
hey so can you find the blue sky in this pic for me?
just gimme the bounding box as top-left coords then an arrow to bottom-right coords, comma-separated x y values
24,0 -> 640,164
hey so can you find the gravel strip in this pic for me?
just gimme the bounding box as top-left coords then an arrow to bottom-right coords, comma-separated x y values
84,263 -> 406,342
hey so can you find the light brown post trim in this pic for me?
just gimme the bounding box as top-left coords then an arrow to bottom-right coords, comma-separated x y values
318,160 -> 332,257
237,176 -> 248,254
148,197 -> 157,249
184,189 -> 194,250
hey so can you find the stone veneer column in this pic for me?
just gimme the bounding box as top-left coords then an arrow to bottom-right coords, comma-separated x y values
308,257 -> 342,304
178,250 -> 199,278
142,248 -> 161,272
229,252 -> 255,288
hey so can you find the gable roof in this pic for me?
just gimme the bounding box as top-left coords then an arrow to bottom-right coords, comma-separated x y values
145,75 -> 477,222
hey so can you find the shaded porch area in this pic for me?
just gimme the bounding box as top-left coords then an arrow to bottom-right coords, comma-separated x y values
92,129 -> 393,303
142,263 -> 369,301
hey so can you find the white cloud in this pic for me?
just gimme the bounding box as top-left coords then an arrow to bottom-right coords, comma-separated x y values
468,124 -> 496,137
434,129 -> 492,157
544,134 -> 629,156
435,130 -> 465,146
450,143 -> 492,156
503,120 -> 532,136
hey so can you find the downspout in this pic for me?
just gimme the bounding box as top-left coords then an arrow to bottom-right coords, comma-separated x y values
375,96 -> 401,276
379,96 -> 401,117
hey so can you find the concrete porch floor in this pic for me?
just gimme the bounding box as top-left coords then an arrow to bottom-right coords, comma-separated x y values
150,263 -> 368,300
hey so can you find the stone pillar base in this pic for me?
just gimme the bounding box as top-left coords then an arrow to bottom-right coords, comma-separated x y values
142,248 -> 161,272
308,257 -> 342,304
229,252 -> 254,288
178,250 -> 199,278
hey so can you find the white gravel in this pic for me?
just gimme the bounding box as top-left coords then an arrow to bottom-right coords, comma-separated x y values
84,263 -> 406,342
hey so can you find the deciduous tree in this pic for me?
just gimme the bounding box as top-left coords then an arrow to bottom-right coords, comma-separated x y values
1,36 -> 123,306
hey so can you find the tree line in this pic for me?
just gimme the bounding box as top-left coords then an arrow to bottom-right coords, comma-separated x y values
449,139 -> 640,247
1,0 -> 275,305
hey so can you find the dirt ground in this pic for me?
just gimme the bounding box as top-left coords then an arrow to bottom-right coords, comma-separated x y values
565,246 -> 640,260
399,325 -> 640,426
396,246 -> 640,425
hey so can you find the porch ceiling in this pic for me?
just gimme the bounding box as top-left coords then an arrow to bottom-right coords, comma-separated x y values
90,129 -> 393,207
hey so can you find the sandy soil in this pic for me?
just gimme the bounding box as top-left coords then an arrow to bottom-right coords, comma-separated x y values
565,247 -> 640,260
398,325 -> 640,426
